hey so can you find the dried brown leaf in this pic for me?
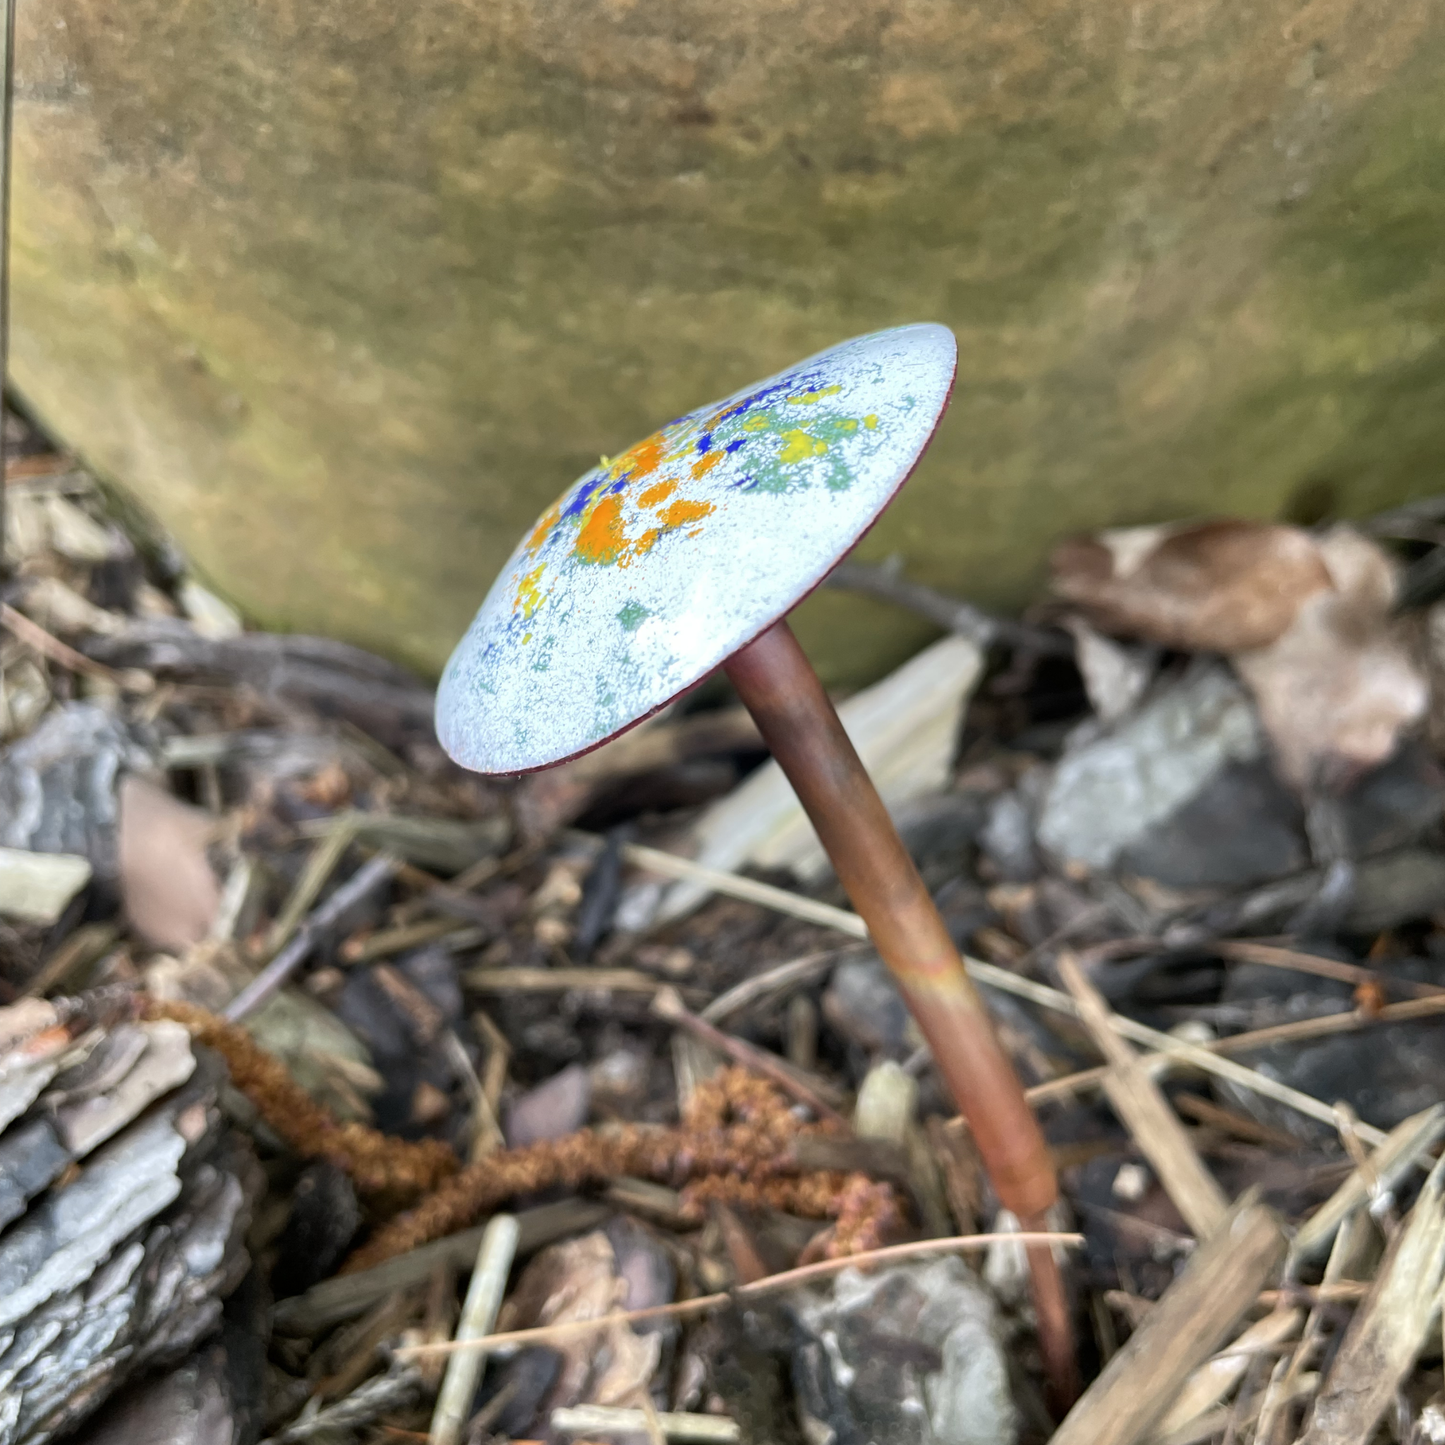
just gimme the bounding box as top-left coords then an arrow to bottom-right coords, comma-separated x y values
1234,528 -> 1427,788
118,776 -> 222,952
501,1231 -> 661,1420
1050,519 -> 1332,652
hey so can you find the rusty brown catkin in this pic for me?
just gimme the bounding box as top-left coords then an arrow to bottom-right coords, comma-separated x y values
149,997 -> 905,1273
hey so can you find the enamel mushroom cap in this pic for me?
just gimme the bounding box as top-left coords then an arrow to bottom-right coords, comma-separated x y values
436,322 -> 958,775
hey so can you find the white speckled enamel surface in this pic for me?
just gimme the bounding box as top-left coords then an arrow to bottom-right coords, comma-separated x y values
436,323 -> 958,774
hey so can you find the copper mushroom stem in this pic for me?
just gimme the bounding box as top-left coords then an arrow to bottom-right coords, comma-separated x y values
725,619 -> 1077,1407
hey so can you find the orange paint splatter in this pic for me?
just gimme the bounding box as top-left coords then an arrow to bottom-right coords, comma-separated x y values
525,502 -> 561,555
658,498 -> 714,529
638,478 -> 679,509
609,431 -> 666,484
690,450 -> 724,481
574,494 -> 628,565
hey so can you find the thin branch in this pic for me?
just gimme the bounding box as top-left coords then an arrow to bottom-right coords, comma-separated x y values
225,852 -> 401,1020
394,1231 -> 1083,1359
826,559 -> 1071,654
0,602 -> 152,691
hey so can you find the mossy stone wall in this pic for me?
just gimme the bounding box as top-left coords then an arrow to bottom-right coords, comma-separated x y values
14,1 -> 1445,683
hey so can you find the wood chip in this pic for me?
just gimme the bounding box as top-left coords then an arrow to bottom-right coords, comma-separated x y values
1299,1155 -> 1445,1443
1050,1194 -> 1287,1445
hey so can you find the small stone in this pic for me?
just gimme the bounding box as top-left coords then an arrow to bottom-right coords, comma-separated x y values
410,1080 -> 451,1126
1037,665 -> 1262,873
823,957 -> 921,1060
1112,1163 -> 1151,1203
504,1064 -> 591,1147
792,1256 -> 1017,1445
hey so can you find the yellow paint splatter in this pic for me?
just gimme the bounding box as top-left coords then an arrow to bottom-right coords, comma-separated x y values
608,431 -> 666,484
778,429 -> 829,463
787,384 -> 842,405
864,414 -> 878,429
516,562 -> 548,618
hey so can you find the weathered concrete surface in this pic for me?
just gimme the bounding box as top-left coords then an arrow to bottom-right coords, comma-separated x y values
13,1 -> 1445,683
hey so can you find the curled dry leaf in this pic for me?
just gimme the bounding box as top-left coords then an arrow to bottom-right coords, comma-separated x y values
498,1231 -> 661,1423
1053,521 -> 1428,791
1234,528 -> 1428,789
1050,519 -> 1332,653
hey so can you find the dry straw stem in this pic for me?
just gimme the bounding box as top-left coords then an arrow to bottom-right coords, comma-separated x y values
1290,1104 -> 1445,1264
603,839 -> 1401,1143
465,966 -> 663,994
1213,939 -> 1445,1000
551,1405 -> 739,1442
1050,1193 -> 1287,1445
1026,994 -> 1445,1113
1150,1307 -> 1304,1443
394,1230 -> 1083,1361
429,1214 -> 519,1445
1057,952 -> 1229,1239
1298,1154 -> 1445,1444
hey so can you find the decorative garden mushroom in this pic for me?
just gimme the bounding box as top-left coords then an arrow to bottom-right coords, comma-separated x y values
437,323 -> 1076,1399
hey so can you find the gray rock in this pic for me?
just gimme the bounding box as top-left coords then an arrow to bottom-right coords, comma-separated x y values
0,1108 -> 187,1332
0,1121 -> 70,1233
1347,850 -> 1445,934
1038,666 -> 1263,873
823,958 -> 921,1060
792,1257 -> 1017,1445
1118,758 -> 1307,890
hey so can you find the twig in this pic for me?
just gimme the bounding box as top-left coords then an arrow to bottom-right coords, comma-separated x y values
1214,939 -> 1445,1000
0,602 -> 152,691
551,1406 -> 739,1442
266,820 -> 359,955
464,966 -> 663,994
394,1231 -> 1083,1359
652,986 -> 847,1126
700,946 -> 859,1025
825,559 -> 1070,653
224,853 -> 401,1020
1025,994 -> 1445,1110
617,839 -> 875,935
1057,952 -> 1229,1239
261,1364 -> 423,1445
1050,1195 -> 1287,1445
429,1215 -> 519,1445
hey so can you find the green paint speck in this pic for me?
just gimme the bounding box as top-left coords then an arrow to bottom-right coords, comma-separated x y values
617,599 -> 650,631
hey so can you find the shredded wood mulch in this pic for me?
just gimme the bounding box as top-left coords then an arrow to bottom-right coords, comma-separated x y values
5,416 -> 1445,1445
